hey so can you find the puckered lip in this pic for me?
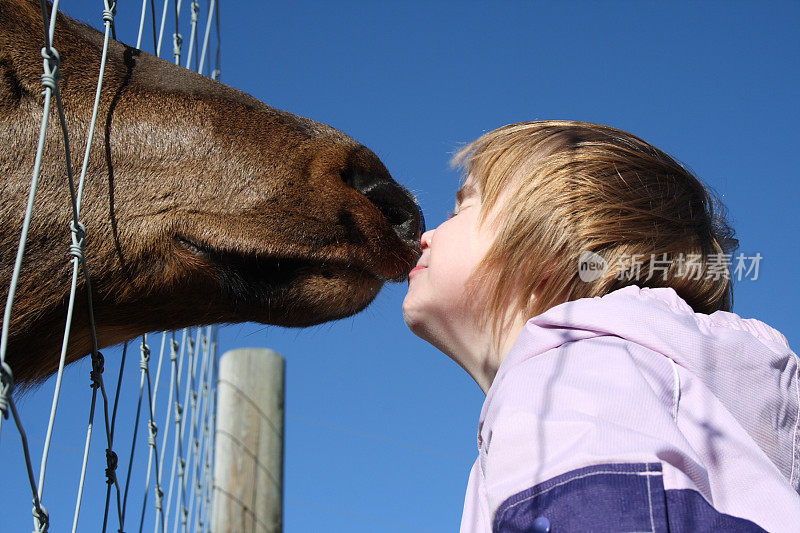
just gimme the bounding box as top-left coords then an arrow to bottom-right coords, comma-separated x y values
408,265 -> 427,280
174,234 -> 414,283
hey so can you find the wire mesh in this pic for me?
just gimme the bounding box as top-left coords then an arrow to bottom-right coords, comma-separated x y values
0,1 -> 223,531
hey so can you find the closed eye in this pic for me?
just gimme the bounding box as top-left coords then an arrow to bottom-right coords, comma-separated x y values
448,201 -> 473,219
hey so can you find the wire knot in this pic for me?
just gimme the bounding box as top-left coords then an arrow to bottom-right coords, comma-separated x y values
40,46 -> 60,94
175,403 -> 183,423
68,243 -> 84,261
105,448 -> 118,485
170,339 -> 179,360
0,362 -> 14,419
173,33 -> 183,56
32,501 -> 49,533
40,72 -> 58,93
211,69 -> 220,81
102,8 -> 115,24
154,487 -> 164,510
148,421 -> 158,446
191,0 -> 199,22
68,221 -> 87,261
139,342 -> 150,370
40,46 -> 60,64
70,220 -> 86,239
90,351 -> 105,389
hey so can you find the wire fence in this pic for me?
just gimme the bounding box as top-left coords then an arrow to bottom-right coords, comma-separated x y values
0,1 -> 222,531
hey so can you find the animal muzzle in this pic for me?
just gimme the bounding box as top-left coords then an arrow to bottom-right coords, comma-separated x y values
343,170 -> 425,247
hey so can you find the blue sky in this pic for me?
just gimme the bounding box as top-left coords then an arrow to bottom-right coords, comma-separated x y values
1,1 -> 798,531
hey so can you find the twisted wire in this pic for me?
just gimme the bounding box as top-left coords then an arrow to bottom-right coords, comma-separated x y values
138,332 -> 167,533
117,337 -> 152,531
184,328 -> 212,529
0,363 -> 12,422
212,0 -> 221,80
72,3 -> 124,530
184,0 -> 200,70
191,333 -> 217,533
153,333 -> 183,533
197,0 -> 216,76
172,0 -> 183,65
162,329 -> 189,532
168,330 -> 199,533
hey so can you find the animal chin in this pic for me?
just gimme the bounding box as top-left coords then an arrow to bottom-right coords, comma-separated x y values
174,235 -> 385,325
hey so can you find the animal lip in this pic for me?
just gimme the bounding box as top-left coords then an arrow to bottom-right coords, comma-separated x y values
174,234 -> 390,282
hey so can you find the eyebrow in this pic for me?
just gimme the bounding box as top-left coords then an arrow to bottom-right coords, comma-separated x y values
456,182 -> 477,206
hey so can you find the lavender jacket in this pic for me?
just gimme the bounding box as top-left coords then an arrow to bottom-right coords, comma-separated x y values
460,285 -> 800,532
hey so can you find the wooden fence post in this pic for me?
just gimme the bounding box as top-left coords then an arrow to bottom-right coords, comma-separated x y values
211,348 -> 285,532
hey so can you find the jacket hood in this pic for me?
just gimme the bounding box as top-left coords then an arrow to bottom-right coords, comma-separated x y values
497,284 -> 800,491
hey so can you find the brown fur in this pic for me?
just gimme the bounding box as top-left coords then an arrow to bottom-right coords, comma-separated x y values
0,1 -> 422,384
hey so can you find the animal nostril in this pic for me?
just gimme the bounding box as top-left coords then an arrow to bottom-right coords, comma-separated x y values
379,203 -> 408,228
340,167 -> 371,194
341,168 -> 423,244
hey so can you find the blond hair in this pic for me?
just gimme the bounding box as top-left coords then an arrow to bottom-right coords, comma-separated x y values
453,120 -> 738,338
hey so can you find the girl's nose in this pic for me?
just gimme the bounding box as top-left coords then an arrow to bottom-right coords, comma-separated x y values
420,229 -> 434,250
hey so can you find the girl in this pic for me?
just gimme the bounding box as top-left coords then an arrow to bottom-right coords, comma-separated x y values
403,121 -> 800,532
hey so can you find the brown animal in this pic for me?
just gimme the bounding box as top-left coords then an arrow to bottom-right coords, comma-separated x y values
0,0 -> 423,384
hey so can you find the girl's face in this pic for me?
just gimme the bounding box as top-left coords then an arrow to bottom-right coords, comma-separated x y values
402,175 -> 500,351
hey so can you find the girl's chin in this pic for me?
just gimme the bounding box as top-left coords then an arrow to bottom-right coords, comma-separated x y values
401,301 -> 432,339
401,302 -> 422,334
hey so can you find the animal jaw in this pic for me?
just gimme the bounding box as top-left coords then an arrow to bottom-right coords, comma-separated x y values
0,0 -> 423,384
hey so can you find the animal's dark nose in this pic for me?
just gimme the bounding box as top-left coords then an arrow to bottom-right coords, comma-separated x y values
342,169 -> 425,245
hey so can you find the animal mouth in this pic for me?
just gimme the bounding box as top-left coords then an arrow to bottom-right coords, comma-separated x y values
173,234 -> 396,325
174,234 -> 383,282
